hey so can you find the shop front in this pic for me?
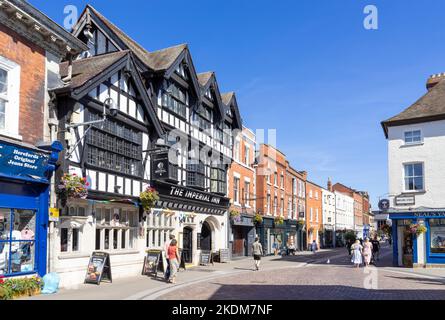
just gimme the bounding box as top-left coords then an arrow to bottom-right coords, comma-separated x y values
0,139 -> 61,277
149,180 -> 230,265
390,210 -> 445,268
322,225 -> 334,248
230,215 -> 255,257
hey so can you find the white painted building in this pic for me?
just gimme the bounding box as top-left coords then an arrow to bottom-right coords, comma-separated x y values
321,186 -> 336,247
334,191 -> 354,246
382,73 -> 445,267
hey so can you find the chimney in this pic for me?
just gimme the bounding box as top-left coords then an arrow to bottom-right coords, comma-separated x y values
327,178 -> 332,192
426,73 -> 445,90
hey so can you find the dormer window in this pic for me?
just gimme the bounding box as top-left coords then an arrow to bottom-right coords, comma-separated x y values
205,88 -> 212,100
162,81 -> 188,118
175,63 -> 187,80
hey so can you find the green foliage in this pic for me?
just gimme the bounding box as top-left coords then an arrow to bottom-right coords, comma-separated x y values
140,187 -> 160,212
344,231 -> 357,242
274,216 -> 284,225
0,276 -> 43,300
253,213 -> 263,224
58,173 -> 89,199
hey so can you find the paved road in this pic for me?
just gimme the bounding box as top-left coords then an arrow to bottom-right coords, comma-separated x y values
155,244 -> 445,300
24,244 -> 445,300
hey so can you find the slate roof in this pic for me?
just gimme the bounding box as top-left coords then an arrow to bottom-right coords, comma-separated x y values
197,72 -> 214,86
86,6 -> 186,72
59,50 -> 129,89
382,79 -> 445,137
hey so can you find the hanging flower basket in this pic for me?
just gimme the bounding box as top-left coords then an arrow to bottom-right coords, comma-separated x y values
253,213 -> 263,225
140,187 -> 160,212
297,220 -> 305,227
58,173 -> 89,201
409,223 -> 427,236
274,216 -> 284,225
230,210 -> 241,223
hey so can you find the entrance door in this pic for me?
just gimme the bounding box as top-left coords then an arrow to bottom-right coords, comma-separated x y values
233,227 -> 244,256
183,227 -> 193,263
200,221 -> 212,251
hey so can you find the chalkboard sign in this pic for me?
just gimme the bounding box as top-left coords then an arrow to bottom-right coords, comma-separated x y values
142,250 -> 167,278
199,250 -> 213,266
85,252 -> 112,285
219,248 -> 229,263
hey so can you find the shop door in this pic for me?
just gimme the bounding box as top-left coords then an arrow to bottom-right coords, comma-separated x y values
200,221 -> 212,251
233,227 -> 244,256
402,228 -> 413,267
182,227 -> 193,263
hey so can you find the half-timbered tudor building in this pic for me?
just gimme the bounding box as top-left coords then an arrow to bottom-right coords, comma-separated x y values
51,5 -> 242,286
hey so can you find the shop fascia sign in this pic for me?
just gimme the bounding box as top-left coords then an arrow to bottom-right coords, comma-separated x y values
170,185 -> 222,205
395,194 -> 415,206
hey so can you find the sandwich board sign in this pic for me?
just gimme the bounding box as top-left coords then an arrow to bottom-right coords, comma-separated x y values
85,252 -> 112,285
142,250 -> 167,278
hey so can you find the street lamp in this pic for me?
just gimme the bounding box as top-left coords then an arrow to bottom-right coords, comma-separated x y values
65,97 -> 118,159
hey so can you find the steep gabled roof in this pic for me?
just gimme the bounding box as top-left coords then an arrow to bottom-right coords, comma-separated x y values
59,51 -> 128,90
146,44 -> 187,72
197,72 -> 214,86
221,92 -> 243,130
56,51 -> 164,137
382,79 -> 445,138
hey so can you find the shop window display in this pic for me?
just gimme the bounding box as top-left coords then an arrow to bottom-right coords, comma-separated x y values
430,219 -> 445,254
0,208 -> 36,276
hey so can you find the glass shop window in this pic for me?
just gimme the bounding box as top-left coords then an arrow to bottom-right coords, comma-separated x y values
0,209 -> 36,276
429,219 -> 445,254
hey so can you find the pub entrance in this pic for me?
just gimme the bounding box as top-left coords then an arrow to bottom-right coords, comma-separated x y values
200,221 -> 212,251
182,227 -> 193,263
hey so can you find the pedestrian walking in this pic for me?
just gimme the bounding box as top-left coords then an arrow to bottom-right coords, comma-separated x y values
288,240 -> 296,256
346,240 -> 352,256
311,240 -> 318,254
371,236 -> 380,262
252,237 -> 263,271
273,240 -> 279,256
351,239 -> 363,268
164,234 -> 175,281
362,238 -> 373,267
167,239 -> 180,284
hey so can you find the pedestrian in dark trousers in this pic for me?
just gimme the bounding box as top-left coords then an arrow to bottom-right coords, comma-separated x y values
252,237 -> 263,271
371,236 -> 380,263
164,234 -> 175,281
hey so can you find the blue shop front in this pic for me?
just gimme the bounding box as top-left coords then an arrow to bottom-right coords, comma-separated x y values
389,209 -> 445,268
0,139 -> 61,277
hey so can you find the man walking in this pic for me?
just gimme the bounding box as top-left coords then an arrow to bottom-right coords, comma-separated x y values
311,240 -> 318,254
371,236 -> 380,263
252,237 -> 263,271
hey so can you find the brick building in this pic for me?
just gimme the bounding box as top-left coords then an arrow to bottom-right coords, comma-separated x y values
306,181 -> 323,248
0,0 -> 86,278
227,126 -> 256,257
255,143 -> 306,253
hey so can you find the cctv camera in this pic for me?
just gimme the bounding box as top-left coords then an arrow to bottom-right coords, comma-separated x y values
104,97 -> 118,118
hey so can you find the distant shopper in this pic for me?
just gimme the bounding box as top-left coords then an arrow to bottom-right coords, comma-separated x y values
252,237 -> 263,271
167,239 -> 180,284
362,238 -> 373,267
164,234 -> 175,280
346,239 -> 353,256
288,240 -> 296,256
351,240 -> 363,268
311,240 -> 318,253
273,241 -> 279,256
371,236 -> 380,262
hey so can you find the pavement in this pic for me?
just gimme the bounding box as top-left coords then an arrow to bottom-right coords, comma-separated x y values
23,243 -> 445,300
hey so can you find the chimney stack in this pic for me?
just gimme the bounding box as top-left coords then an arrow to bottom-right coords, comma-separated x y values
327,178 -> 332,192
427,73 -> 445,91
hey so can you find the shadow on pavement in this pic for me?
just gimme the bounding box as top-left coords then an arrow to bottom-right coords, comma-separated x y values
205,284 -> 445,300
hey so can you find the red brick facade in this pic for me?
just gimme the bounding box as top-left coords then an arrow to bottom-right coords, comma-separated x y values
306,181 -> 323,246
0,23 -> 46,145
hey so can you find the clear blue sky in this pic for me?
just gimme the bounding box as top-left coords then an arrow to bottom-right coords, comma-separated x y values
30,0 -> 445,208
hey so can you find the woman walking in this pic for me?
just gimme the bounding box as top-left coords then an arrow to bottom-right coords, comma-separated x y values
167,239 -> 180,284
362,238 -> 373,267
351,239 -> 363,268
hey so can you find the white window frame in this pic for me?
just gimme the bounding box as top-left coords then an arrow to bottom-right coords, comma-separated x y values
404,129 -> 423,146
0,56 -> 21,140
403,162 -> 425,193
60,226 -> 82,254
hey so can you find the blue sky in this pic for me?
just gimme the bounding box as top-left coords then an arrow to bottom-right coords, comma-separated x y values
30,0 -> 445,207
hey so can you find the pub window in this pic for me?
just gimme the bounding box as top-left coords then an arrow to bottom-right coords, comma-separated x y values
60,227 -> 80,253
211,164 -> 227,194
187,162 -> 206,188
162,81 -> 187,118
146,212 -> 174,250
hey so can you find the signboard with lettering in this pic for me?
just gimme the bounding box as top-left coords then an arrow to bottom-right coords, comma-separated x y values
199,250 -> 213,266
84,252 -> 112,285
142,250 -> 167,278
219,248 -> 229,263
0,142 -> 49,180
152,180 -> 230,211
395,195 -> 415,206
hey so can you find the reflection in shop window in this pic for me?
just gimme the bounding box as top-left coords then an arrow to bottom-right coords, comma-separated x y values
430,219 -> 445,254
